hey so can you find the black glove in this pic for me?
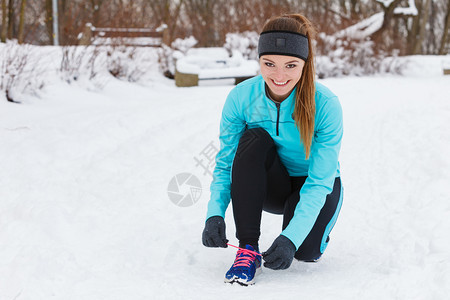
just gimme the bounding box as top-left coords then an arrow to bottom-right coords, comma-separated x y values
202,216 -> 228,248
262,235 -> 296,270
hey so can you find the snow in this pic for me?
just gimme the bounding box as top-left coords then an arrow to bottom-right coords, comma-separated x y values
91,37 -> 162,47
224,31 -> 259,60
1,55 -> 450,299
176,47 -> 259,79
401,55 -> 450,76
171,36 -> 198,53
377,0 -> 395,8
394,0 -> 418,16
336,0 -> 418,40
176,47 -> 230,74
185,47 -> 230,59
334,12 -> 384,40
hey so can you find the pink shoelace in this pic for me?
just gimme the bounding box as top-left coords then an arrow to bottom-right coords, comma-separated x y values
227,243 -> 262,268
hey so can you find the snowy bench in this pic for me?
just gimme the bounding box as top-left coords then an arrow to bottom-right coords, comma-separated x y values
175,48 -> 259,87
79,23 -> 168,47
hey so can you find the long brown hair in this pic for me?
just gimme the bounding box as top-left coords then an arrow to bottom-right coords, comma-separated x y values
262,14 -> 316,159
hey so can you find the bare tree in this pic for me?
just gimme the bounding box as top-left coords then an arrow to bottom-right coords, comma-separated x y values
439,1 -> 450,55
7,0 -> 14,39
17,0 -> 51,45
145,0 -> 184,45
0,0 -> 446,54
412,0 -> 431,54
1,0 -> 7,42
44,0 -> 53,44
183,0 -> 220,46
17,0 -> 26,43
370,0 -> 403,44
89,0 -> 106,26
59,1 -> 93,45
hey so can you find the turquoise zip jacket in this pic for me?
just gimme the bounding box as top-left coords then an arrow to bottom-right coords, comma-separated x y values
206,75 -> 343,249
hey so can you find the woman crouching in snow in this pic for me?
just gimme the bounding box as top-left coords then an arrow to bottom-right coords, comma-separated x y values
202,13 -> 344,285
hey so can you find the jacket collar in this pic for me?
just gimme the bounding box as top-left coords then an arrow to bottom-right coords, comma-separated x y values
262,79 -> 296,109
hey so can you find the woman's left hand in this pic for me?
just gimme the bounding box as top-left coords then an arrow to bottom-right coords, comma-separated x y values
262,235 -> 296,270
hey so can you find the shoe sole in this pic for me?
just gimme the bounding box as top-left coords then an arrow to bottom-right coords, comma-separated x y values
224,267 -> 262,286
303,256 -> 322,263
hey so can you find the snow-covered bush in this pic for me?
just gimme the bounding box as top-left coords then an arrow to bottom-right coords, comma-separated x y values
171,36 -> 198,54
159,36 -> 198,77
60,45 -> 106,84
316,33 -> 406,78
158,44 -> 176,78
0,41 -> 46,102
106,46 -> 159,82
60,45 -> 161,87
224,31 -> 259,60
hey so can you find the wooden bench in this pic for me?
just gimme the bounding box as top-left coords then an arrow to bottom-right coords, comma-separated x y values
79,23 -> 168,47
175,70 -> 253,87
174,48 -> 259,87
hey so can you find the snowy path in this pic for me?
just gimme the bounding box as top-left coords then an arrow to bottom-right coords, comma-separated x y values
0,74 -> 449,300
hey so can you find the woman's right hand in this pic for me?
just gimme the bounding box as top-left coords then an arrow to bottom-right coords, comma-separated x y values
202,216 -> 228,248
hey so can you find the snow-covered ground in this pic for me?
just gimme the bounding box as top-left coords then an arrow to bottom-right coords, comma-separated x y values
0,56 -> 450,300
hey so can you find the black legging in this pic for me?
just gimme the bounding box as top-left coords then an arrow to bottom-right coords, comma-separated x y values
230,127 -> 342,261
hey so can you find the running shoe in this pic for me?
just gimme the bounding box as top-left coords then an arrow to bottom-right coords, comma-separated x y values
224,245 -> 261,285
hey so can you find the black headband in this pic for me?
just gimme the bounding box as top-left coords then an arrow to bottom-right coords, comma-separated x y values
258,30 -> 309,61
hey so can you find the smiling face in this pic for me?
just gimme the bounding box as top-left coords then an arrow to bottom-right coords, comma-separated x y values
259,55 -> 305,102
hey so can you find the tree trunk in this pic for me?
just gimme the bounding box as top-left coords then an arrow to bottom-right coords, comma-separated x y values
412,0 -> 431,54
7,0 -> 13,39
90,0 -> 104,26
161,0 -> 184,45
18,0 -> 26,44
1,0 -> 7,42
45,0 -> 53,44
407,0 -> 421,54
370,0 -> 403,44
339,0 -> 347,16
439,1 -> 450,55
147,0 -> 184,45
350,0 -> 358,20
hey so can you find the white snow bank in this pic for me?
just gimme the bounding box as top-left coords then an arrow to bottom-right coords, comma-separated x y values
401,55 -> 450,76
